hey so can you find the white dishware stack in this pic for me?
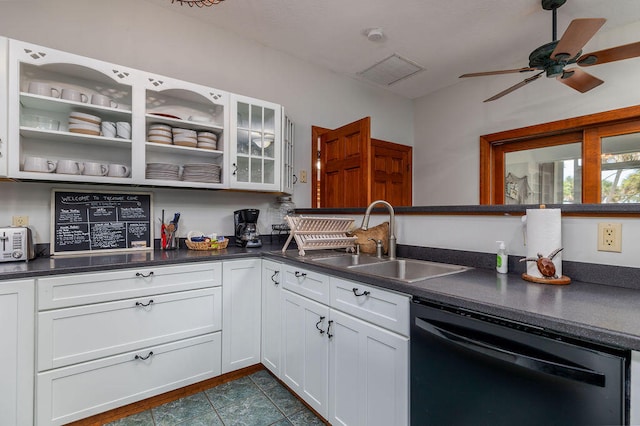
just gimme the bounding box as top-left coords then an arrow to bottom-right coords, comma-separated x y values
197,131 -> 218,150
146,163 -> 181,181
182,163 -> 221,183
172,128 -> 198,147
147,123 -> 173,144
68,111 -> 101,136
524,208 -> 562,278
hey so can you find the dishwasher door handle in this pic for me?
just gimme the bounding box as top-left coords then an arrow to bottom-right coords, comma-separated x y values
415,317 -> 606,387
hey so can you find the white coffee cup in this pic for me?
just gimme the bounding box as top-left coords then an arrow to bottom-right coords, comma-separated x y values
61,88 -> 88,103
23,156 -> 57,173
91,94 -> 118,108
108,164 -> 131,177
82,162 -> 108,176
116,122 -> 131,139
56,159 -> 84,175
27,81 -> 60,98
101,121 -> 117,138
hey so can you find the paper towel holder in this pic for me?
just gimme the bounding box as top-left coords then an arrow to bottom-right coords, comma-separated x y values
520,247 -> 571,285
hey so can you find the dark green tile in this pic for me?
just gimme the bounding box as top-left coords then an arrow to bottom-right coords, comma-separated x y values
152,393 -> 214,426
249,369 -> 279,390
263,382 -> 305,416
176,410 -> 224,425
205,376 -> 262,409
287,406 -> 325,426
269,419 -> 293,426
104,410 -> 154,426
216,392 -> 284,426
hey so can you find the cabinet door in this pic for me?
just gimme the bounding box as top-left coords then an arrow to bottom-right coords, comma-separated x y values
230,94 -> 281,191
281,289 -> 330,417
329,309 -> 409,426
281,109 -> 295,194
0,37 -> 8,177
262,259 -> 282,377
0,279 -> 34,426
222,258 -> 262,373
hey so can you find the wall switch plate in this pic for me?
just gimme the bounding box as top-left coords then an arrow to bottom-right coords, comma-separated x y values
12,215 -> 29,227
597,222 -> 622,252
300,170 -> 308,183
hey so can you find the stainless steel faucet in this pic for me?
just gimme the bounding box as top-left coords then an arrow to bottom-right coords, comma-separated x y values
360,200 -> 396,260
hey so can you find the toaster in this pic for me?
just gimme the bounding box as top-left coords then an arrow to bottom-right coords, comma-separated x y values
0,227 -> 35,262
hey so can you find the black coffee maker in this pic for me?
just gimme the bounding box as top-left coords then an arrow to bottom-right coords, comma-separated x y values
234,209 -> 262,248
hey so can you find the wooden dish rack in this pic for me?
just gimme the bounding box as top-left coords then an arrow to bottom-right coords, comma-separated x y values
281,216 -> 358,256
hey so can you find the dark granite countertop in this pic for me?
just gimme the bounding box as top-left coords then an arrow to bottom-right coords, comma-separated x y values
1,244 -> 639,352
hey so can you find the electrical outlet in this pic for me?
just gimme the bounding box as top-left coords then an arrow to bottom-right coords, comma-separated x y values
12,215 -> 29,227
597,222 -> 622,252
300,170 -> 308,183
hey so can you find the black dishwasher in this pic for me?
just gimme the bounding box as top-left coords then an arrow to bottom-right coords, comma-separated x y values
411,297 -> 629,426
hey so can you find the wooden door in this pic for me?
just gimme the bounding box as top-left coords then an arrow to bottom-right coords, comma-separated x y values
318,117 -> 371,208
371,139 -> 412,206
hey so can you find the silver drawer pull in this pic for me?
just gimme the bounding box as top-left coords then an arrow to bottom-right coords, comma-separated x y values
134,351 -> 153,361
135,299 -> 154,307
352,288 -> 370,297
135,271 -> 154,278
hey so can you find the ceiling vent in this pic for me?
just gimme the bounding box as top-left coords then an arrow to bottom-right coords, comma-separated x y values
357,54 -> 424,86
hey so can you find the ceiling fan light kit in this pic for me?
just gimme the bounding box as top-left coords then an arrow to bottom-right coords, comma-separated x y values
460,0 -> 640,102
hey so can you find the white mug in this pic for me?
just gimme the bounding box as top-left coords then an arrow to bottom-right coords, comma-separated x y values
91,94 -> 118,108
56,159 -> 84,175
101,121 -> 117,138
116,122 -> 131,139
27,81 -> 60,98
108,164 -> 131,177
82,162 -> 108,176
23,156 -> 57,173
61,88 -> 88,103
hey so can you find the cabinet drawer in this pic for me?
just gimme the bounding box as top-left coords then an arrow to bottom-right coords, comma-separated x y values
36,333 -> 221,426
330,277 -> 410,336
282,264 -> 330,305
37,262 -> 221,309
38,287 -> 222,371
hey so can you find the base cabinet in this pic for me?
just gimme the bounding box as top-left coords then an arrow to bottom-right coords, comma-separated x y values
262,259 -> 283,376
0,279 -> 34,426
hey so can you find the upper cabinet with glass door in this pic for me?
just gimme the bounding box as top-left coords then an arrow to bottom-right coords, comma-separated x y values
230,95 -> 281,191
142,73 -> 229,188
0,37 -> 9,177
7,39 -> 136,183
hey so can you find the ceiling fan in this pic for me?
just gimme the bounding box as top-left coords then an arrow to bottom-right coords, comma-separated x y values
460,0 -> 640,102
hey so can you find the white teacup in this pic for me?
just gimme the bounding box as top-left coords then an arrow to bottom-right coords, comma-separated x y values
91,94 -> 118,108
56,159 -> 84,175
101,121 -> 117,138
82,162 -> 108,176
108,164 -> 131,177
116,122 -> 131,139
27,81 -> 60,98
23,156 -> 57,173
61,88 -> 88,103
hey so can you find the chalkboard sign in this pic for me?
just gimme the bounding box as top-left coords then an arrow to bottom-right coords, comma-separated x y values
51,189 -> 153,255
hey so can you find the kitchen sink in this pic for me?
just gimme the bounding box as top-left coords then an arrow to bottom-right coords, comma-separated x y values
348,258 -> 470,283
312,253 -> 386,267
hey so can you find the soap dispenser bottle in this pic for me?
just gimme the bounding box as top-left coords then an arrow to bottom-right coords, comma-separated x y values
496,241 -> 508,274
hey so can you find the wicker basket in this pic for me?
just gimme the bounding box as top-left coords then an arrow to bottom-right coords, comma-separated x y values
185,238 -> 229,251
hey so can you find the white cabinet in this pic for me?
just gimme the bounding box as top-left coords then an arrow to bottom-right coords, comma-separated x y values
221,258 -> 262,373
0,37 -> 8,177
35,262 -> 223,425
281,110 -> 295,194
282,263 -> 331,305
282,288 -> 331,417
262,259 -> 283,376
229,94 -> 282,191
0,279 -> 35,426
632,351 -> 640,425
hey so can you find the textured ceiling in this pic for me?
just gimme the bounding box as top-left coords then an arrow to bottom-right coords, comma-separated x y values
148,0 -> 640,99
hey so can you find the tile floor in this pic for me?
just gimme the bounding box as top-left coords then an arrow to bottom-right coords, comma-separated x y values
105,370 -> 325,426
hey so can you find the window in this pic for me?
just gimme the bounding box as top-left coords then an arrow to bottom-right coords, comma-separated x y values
480,105 -> 640,205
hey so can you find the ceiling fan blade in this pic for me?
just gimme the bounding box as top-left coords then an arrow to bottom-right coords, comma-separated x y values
551,18 -> 606,61
460,68 -> 537,78
484,72 -> 544,102
557,68 -> 604,93
577,41 -> 640,66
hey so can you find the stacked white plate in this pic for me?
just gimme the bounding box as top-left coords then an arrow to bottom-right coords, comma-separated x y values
197,131 -> 218,150
172,128 -> 197,148
148,123 -> 173,145
182,163 -> 221,183
146,163 -> 181,180
69,111 -> 101,136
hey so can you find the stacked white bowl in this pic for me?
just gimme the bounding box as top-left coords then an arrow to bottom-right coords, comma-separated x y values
197,131 -> 218,150
147,123 -> 173,145
69,111 -> 101,136
172,128 -> 197,148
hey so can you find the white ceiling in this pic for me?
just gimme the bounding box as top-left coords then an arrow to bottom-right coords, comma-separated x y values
148,0 -> 640,99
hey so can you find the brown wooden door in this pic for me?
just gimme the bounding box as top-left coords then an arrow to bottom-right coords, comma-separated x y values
318,117 -> 371,208
371,139 -> 412,206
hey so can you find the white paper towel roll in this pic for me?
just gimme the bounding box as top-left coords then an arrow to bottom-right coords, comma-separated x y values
525,208 -> 562,278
